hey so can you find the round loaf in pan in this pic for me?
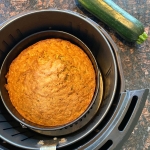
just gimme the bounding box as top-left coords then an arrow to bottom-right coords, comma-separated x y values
5,38 -> 96,127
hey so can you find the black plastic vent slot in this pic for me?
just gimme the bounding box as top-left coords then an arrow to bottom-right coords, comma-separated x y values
16,29 -> 23,37
21,136 -> 34,141
9,34 -> 16,42
3,126 -> 20,130
105,64 -> 112,78
11,131 -> 28,136
118,96 -> 138,131
99,140 -> 113,150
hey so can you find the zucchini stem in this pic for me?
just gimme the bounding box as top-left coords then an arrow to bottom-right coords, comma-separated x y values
136,32 -> 148,44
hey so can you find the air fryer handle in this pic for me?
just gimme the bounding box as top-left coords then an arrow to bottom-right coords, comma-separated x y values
108,89 -> 149,150
79,89 -> 149,150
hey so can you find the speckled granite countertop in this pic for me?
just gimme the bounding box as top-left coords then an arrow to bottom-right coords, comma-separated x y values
0,0 -> 149,150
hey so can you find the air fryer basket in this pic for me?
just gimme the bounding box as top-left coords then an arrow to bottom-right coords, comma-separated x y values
0,10 -> 117,131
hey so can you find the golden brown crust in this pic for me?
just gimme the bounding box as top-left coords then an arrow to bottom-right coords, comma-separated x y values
5,39 -> 96,127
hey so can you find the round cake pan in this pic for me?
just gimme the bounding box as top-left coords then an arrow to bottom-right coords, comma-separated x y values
0,30 -> 100,130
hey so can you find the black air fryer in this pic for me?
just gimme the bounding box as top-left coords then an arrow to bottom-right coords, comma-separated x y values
0,10 -> 149,150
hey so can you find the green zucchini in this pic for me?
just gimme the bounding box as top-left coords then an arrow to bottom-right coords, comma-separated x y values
78,0 -> 148,44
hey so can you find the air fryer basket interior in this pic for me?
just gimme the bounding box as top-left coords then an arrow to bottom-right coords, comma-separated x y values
0,10 -> 117,130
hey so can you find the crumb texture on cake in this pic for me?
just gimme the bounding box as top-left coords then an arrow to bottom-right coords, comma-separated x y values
5,39 -> 96,127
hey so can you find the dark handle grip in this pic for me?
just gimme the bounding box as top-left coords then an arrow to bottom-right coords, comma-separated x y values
78,89 -> 149,150
109,89 -> 149,150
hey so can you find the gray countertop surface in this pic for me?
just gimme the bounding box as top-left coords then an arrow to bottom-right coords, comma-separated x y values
0,0 -> 150,149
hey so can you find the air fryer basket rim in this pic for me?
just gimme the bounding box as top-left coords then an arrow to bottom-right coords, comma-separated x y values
0,9 -> 118,133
